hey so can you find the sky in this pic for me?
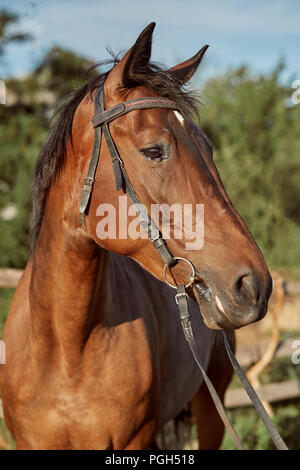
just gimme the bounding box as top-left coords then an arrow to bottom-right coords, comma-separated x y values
0,0 -> 300,86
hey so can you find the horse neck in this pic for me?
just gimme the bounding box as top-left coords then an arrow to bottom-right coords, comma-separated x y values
29,168 -> 108,366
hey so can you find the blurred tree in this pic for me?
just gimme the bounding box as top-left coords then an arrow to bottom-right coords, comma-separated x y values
199,64 -> 300,275
0,11 -> 99,268
0,108 -> 47,267
0,9 -> 32,56
34,46 -> 97,99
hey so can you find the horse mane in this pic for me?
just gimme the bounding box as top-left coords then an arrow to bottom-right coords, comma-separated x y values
30,56 -> 200,253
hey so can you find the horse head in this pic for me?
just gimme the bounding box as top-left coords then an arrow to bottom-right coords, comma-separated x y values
78,23 -> 272,330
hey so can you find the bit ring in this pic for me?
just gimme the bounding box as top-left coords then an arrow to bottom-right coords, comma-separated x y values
163,257 -> 196,289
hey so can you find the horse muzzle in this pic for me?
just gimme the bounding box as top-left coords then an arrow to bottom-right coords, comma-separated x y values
192,270 -> 272,330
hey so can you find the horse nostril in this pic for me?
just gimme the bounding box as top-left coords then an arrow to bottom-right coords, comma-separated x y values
234,272 -> 260,304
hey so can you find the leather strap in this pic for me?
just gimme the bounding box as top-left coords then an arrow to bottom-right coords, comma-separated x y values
120,161 -> 176,267
79,88 -> 103,226
176,285 -> 245,450
92,97 -> 178,128
223,332 -> 288,450
177,285 -> 289,450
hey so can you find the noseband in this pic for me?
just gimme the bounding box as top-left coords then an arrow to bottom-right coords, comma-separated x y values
79,84 -> 288,451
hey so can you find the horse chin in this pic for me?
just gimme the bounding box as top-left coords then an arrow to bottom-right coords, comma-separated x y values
195,300 -> 240,330
191,282 -> 267,330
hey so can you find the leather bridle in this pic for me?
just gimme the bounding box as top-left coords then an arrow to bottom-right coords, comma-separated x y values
80,86 -> 179,268
79,84 -> 288,451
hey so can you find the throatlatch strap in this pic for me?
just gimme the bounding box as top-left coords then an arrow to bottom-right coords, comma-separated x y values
102,122 -> 124,191
79,87 -> 103,226
98,88 -> 124,191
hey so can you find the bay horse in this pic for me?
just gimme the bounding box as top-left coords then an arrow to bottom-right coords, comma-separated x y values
0,23 -> 272,450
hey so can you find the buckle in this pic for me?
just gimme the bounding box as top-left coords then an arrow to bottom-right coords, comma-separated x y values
84,176 -> 94,185
149,229 -> 160,242
175,292 -> 188,305
112,155 -> 123,166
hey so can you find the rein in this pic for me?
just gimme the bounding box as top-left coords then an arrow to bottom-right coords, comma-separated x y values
79,85 -> 288,451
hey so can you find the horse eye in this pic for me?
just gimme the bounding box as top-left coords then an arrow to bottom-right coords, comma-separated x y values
140,147 -> 163,160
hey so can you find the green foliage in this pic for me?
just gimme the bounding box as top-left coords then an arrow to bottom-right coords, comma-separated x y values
259,356 -> 300,385
34,46 -> 98,99
0,288 -> 14,336
199,65 -> 300,277
0,107 -> 47,267
221,403 -> 300,450
220,341 -> 300,450
0,11 -> 98,269
0,417 -> 15,450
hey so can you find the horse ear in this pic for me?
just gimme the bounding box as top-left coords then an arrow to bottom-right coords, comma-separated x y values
168,45 -> 209,84
122,22 -> 156,87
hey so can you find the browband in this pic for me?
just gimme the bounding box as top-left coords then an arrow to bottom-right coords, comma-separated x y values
92,96 -> 179,128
